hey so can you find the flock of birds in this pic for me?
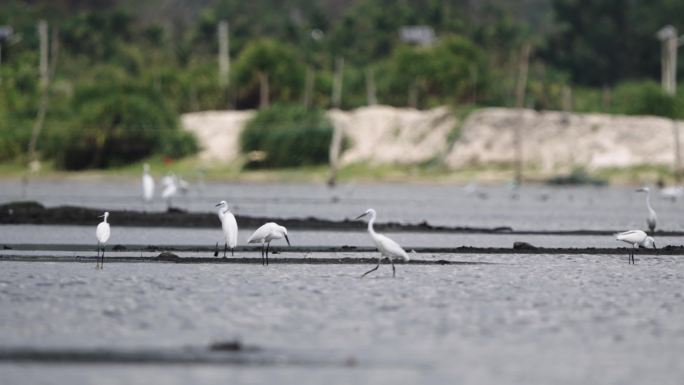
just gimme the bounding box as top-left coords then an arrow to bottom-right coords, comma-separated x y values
94,165 -> 667,275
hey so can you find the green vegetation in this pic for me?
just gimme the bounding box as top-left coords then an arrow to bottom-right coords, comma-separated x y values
1,0 -> 683,171
240,104 -> 335,168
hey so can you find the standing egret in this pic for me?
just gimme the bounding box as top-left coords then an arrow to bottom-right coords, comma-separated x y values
215,200 -> 238,257
161,173 -> 177,210
95,212 -> 111,269
616,230 -> 657,264
142,163 -> 155,210
355,208 -> 409,278
247,223 -> 290,266
636,187 -> 657,234
660,185 -> 683,202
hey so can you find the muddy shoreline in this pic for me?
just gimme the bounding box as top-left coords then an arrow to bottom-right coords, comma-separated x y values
3,201 -> 683,236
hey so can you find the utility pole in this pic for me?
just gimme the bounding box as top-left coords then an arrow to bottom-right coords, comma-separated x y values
365,68 -> 377,105
657,25 -> 684,182
514,42 -> 531,186
328,56 -> 345,187
218,20 -> 230,90
331,56 -> 344,109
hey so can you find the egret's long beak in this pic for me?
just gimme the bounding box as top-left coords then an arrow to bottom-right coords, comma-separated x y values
636,188 -> 646,192
354,213 -> 367,221
215,202 -> 222,207
284,234 -> 291,246
98,214 -> 105,218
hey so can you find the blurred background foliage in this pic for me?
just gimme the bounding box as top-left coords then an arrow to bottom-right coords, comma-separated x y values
0,0 -> 683,169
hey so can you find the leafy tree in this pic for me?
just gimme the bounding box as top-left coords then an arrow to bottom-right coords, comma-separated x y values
232,39 -> 304,108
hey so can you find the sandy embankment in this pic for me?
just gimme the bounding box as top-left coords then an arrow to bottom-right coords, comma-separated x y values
182,106 -> 683,173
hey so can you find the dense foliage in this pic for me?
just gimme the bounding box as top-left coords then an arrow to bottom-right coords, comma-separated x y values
1,0 -> 683,167
240,104 -> 335,168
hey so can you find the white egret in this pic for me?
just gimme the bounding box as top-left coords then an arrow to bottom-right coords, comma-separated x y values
142,163 -> 155,209
355,208 -> 409,278
95,212 -> 111,269
247,222 -> 290,266
215,200 -> 238,257
660,185 -> 683,202
615,230 -> 657,264
161,173 -> 178,209
636,187 -> 657,234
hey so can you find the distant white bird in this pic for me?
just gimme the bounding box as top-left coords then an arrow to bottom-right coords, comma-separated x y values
660,185 -> 683,202
355,208 -> 409,278
142,163 -> 155,209
95,212 -> 111,269
215,200 -> 238,257
636,187 -> 657,234
161,173 -> 178,209
616,230 -> 657,264
247,222 -> 290,266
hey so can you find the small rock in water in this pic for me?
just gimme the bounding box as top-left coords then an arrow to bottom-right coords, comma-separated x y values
513,241 -> 537,250
157,251 -> 179,261
209,340 -> 243,351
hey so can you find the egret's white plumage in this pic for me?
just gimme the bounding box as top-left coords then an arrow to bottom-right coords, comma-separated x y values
142,163 -> 155,207
636,187 -> 657,234
616,229 -> 656,264
356,208 -> 409,277
247,222 -> 290,265
161,173 -> 178,209
95,212 -> 110,269
660,185 -> 683,202
216,200 -> 238,257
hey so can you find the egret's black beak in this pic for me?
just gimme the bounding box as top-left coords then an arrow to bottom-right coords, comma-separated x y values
354,213 -> 366,221
285,234 -> 291,246
215,203 -> 222,207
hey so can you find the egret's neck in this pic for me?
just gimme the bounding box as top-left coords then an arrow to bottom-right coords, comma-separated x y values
645,191 -> 654,211
367,212 -> 377,236
103,215 -> 108,223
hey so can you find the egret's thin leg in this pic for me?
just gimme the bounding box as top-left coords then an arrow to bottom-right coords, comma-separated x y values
261,243 -> 265,265
231,248 -> 234,257
101,245 -> 105,269
213,242 -> 219,257
361,256 -> 382,278
223,242 -> 227,258
266,241 -> 271,266
390,257 -> 396,277
96,242 -> 100,269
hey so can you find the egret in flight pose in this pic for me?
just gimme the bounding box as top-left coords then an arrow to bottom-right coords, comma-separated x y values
215,200 -> 238,257
616,230 -> 656,264
636,187 -> 657,234
355,208 -> 409,278
95,212 -> 111,269
142,163 -> 154,210
247,223 -> 290,265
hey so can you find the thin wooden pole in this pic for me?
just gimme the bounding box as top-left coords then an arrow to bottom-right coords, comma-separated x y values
514,42 -> 530,185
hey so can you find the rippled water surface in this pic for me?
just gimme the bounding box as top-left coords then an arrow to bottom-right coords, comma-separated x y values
2,179 -> 684,384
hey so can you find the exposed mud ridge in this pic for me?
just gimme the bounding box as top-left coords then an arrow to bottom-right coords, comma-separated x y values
0,201 -> 513,233
4,201 -> 684,236
0,343 -> 368,367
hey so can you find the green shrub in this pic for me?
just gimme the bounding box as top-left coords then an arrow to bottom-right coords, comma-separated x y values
45,75 -> 197,170
612,81 -> 679,118
240,104 -> 335,168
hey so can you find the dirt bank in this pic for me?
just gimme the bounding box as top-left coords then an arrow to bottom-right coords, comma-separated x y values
182,106 -> 682,173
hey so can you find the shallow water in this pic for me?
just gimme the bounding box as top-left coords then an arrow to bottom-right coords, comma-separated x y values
2,180 -> 684,384
1,257 -> 684,384
2,180 -> 684,231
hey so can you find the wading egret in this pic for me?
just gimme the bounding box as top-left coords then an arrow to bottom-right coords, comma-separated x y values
660,185 -> 683,202
95,212 -> 110,269
355,208 -> 409,278
636,187 -> 657,234
142,163 -> 154,209
215,200 -> 238,257
247,223 -> 290,266
616,230 -> 656,264
161,173 -> 178,209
